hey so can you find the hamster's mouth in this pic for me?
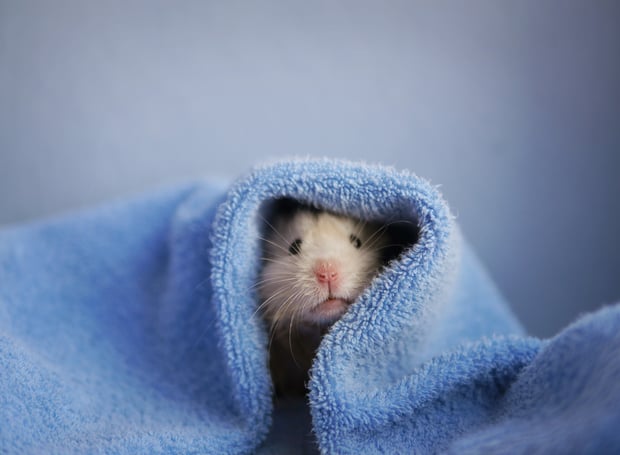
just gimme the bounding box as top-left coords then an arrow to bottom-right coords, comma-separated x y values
308,298 -> 352,325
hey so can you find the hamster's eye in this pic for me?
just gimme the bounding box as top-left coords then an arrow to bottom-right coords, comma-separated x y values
350,234 -> 362,249
289,238 -> 302,255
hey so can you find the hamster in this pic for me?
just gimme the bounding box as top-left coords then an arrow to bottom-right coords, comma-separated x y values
257,201 -> 391,397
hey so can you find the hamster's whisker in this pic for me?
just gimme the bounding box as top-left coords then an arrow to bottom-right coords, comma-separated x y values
253,287 -> 294,319
259,256 -> 295,267
374,243 -> 408,251
258,214 -> 291,247
258,236 -> 290,255
269,289 -> 301,327
364,225 -> 389,248
252,275 -> 298,291
288,311 -> 301,369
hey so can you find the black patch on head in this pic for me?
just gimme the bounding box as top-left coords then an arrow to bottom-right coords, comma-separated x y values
264,197 -> 320,224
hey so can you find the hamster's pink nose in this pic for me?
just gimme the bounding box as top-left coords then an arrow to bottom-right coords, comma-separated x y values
315,261 -> 339,284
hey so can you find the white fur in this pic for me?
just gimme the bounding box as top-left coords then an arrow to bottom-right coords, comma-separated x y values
258,209 -> 386,332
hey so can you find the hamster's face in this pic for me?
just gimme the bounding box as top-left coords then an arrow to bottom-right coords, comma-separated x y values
258,209 -> 386,330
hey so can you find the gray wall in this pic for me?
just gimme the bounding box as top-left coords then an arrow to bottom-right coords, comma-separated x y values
1,0 -> 619,337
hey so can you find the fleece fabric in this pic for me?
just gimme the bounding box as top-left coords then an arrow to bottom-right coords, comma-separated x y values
0,159 -> 618,454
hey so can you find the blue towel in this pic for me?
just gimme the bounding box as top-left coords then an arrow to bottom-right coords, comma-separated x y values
1,159 -> 618,454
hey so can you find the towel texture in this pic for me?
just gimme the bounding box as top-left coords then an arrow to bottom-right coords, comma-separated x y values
1,159 -> 618,454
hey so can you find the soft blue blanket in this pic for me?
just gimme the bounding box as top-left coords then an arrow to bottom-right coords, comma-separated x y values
1,160 -> 618,454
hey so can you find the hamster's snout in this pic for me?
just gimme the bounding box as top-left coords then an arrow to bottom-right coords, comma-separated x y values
314,260 -> 341,288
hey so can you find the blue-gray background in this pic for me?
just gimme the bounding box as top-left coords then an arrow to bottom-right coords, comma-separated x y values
1,1 -> 618,337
